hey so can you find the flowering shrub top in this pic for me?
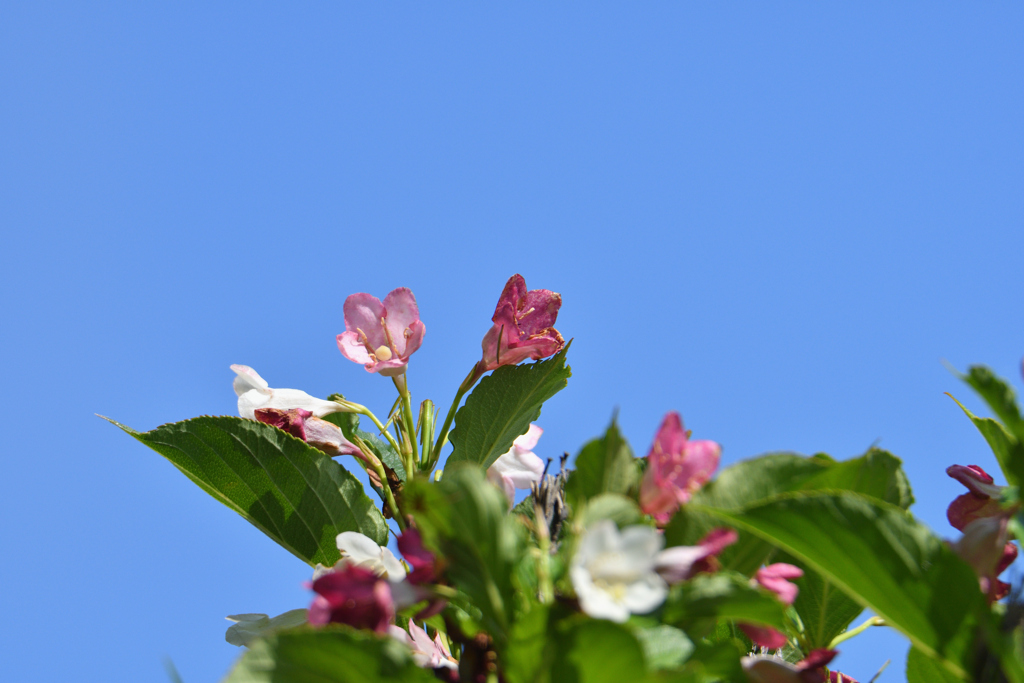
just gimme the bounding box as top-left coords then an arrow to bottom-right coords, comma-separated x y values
109,275 -> 1024,683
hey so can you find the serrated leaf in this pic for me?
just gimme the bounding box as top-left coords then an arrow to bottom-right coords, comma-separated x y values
107,416 -> 388,565
565,419 -> 638,508
961,365 -> 1024,442
448,346 -> 571,470
693,492 -> 986,679
222,628 -> 435,682
782,553 -> 864,651
662,573 -> 790,634
948,393 -> 1024,488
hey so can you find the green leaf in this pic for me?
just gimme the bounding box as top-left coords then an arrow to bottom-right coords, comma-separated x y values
576,493 -> 643,528
551,618 -> 647,683
404,467 -> 524,648
948,393 -> 1024,488
785,556 -> 865,651
694,492 -> 986,678
505,604 -> 553,683
906,645 -> 965,683
222,627 -> 435,682
107,416 -> 388,565
961,365 -> 1024,442
665,450 -> 914,575
662,573 -> 790,634
565,418 -> 638,508
322,413 -> 407,483
448,346 -> 571,469
632,625 -> 694,670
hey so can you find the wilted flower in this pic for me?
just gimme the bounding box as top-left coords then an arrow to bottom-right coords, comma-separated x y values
946,464 -> 1006,531
313,531 -> 406,582
232,365 -> 349,420
742,649 -> 848,683
953,512 -> 1018,601
570,520 -> 672,623
479,274 -> 564,372
653,528 -> 738,583
639,412 -> 720,524
337,288 -> 425,376
486,424 -> 546,504
255,408 -> 364,460
388,620 -> 458,673
308,565 -> 394,633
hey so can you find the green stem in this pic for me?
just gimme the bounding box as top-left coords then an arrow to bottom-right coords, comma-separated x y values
348,434 -> 405,531
828,616 -> 885,649
534,500 -> 553,604
392,374 -> 419,472
353,405 -> 404,463
430,363 -> 484,468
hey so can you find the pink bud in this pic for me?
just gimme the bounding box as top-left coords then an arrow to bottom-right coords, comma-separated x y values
754,563 -> 804,606
397,528 -> 438,585
255,408 -> 365,460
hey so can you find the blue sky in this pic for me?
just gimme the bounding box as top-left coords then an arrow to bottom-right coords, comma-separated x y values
2,4 -> 1022,681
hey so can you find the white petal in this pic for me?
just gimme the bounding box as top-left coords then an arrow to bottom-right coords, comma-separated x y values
267,388 -> 345,418
513,424 -> 544,452
380,547 -> 408,582
231,365 -> 270,397
653,545 -> 707,583
622,573 -> 668,614
618,525 -> 664,560
337,531 -> 385,565
237,389 -> 270,420
572,565 -> 630,623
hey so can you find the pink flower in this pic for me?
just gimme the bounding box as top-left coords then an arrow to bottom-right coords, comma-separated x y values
946,464 -> 1007,531
486,424 -> 546,504
479,275 -> 564,372
337,288 -> 425,376
307,565 -> 394,633
740,624 -> 789,649
255,408 -> 365,461
639,412 -> 720,524
953,512 -> 1018,602
754,563 -> 804,606
388,620 -> 458,673
654,528 -> 738,583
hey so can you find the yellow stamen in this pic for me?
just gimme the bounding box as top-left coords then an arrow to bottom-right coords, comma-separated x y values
375,345 -> 393,361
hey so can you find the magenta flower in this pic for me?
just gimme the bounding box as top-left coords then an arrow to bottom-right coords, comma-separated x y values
946,464 -> 1006,531
639,412 -> 721,525
479,274 -> 564,372
754,563 -> 804,606
255,408 -> 365,461
337,288 -> 425,376
307,565 -> 395,634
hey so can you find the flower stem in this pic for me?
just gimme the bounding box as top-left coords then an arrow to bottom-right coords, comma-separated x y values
354,405 -> 404,464
828,616 -> 885,649
347,433 -> 405,530
430,363 -> 484,468
392,374 -> 419,473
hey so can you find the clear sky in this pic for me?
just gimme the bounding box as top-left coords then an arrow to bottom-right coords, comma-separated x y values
2,4 -> 1022,681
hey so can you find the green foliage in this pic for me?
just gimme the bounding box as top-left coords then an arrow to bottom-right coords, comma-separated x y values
950,365 -> 1024,488
662,573 -> 790,636
575,493 -> 643,528
695,492 -> 986,679
448,346 -> 571,469
906,645 -> 965,683
784,554 -> 865,651
550,618 -> 647,683
565,418 -> 639,508
404,467 -> 524,648
322,412 -> 407,482
222,627 -> 436,682
107,416 -> 388,565
665,449 -> 914,576
632,625 -> 694,671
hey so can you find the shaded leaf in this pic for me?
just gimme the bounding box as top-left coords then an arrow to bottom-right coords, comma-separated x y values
565,419 -> 638,508
107,416 -> 388,566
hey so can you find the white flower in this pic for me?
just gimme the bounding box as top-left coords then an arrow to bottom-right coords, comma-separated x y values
487,424 -> 546,503
570,520 -> 669,623
313,531 -> 407,582
388,620 -> 458,671
231,365 -> 348,420
224,609 -> 308,647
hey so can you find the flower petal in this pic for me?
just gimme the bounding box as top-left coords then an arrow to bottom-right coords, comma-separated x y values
381,288 -> 422,356
343,293 -> 388,348
231,365 -> 270,397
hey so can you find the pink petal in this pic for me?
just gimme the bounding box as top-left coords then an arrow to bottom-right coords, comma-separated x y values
755,563 -> 804,606
947,464 -> 1005,499
947,493 -> 1003,531
518,289 -> 561,335
492,275 -> 528,322
677,439 -> 721,496
343,293 -> 388,348
513,424 -> 544,452
382,287 -> 422,356
739,624 -> 788,649
649,412 -> 687,459
699,528 -> 739,555
337,331 -> 373,365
